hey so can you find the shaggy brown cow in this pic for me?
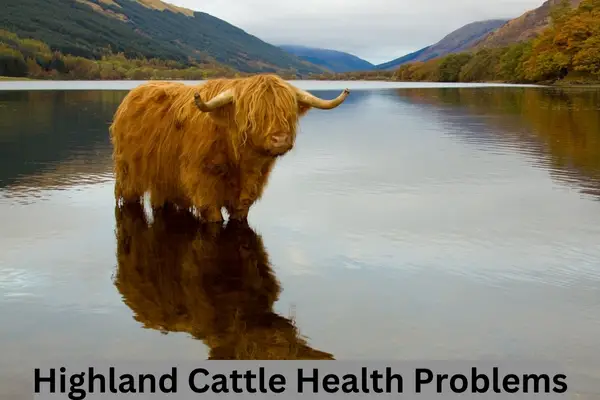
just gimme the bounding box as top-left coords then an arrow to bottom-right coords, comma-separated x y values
110,74 -> 350,223
113,202 -> 334,360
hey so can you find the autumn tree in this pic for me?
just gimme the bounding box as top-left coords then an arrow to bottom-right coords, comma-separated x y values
459,48 -> 505,82
437,53 -> 473,82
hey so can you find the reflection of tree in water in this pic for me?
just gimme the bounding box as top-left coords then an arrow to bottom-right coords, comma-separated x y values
0,90 -> 126,195
394,87 -> 600,200
113,203 -> 334,360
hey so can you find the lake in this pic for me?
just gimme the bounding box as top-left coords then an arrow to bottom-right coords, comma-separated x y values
1,80 -> 600,398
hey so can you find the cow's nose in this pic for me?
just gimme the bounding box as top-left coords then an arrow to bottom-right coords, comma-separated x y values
271,134 -> 291,148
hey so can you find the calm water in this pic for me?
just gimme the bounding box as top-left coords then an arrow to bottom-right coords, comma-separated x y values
1,81 -> 600,398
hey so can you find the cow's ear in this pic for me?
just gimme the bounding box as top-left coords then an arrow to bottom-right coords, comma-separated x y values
207,106 -> 233,127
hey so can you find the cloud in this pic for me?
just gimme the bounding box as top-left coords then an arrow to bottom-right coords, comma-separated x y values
167,0 -> 545,64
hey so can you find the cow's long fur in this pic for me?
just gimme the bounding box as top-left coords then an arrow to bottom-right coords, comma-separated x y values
109,74 -> 315,222
113,202 -> 334,360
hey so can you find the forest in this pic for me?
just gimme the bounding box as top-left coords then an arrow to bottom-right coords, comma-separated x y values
313,0 -> 600,84
0,29 -> 230,79
0,29 -> 305,80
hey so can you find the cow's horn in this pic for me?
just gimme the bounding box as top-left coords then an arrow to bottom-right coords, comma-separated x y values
193,89 -> 234,112
295,87 -> 350,109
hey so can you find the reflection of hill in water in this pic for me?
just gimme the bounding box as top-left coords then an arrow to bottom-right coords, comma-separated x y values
0,90 -> 126,197
113,203 -> 333,360
393,87 -> 600,200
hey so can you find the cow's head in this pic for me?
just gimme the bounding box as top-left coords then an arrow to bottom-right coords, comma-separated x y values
193,74 -> 350,158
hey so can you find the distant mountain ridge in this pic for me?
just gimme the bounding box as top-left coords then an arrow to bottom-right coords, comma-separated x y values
375,19 -> 508,70
289,0 -> 585,75
0,0 -> 326,75
279,45 -> 374,72
372,0 -> 586,72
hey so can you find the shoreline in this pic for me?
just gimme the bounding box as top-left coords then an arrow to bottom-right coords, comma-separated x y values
1,75 -> 599,88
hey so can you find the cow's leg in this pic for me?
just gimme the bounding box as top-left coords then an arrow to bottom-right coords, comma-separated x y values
227,159 -> 275,221
181,170 -> 224,224
171,196 -> 193,212
199,205 -> 224,223
114,159 -> 144,205
149,188 -> 193,212
114,200 -> 146,227
149,189 -> 167,210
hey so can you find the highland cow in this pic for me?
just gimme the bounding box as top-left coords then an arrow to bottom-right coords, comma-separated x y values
113,202 -> 334,360
109,74 -> 350,222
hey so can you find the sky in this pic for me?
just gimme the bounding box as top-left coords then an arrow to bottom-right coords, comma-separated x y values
166,0 -> 546,65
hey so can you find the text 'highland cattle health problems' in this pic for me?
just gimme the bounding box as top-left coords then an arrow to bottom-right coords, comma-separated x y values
30,360 -> 586,399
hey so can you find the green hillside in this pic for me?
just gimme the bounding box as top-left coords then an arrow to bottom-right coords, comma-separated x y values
0,0 -> 326,76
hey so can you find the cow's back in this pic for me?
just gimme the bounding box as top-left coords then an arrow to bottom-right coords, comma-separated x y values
110,81 -> 201,200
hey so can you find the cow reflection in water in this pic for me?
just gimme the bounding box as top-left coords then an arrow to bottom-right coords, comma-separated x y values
113,203 -> 333,360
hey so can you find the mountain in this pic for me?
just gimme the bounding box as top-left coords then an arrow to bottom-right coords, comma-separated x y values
471,0 -> 583,49
375,19 -> 508,70
375,47 -> 431,71
279,45 -> 374,73
0,0 -> 326,75
311,0 -> 599,84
